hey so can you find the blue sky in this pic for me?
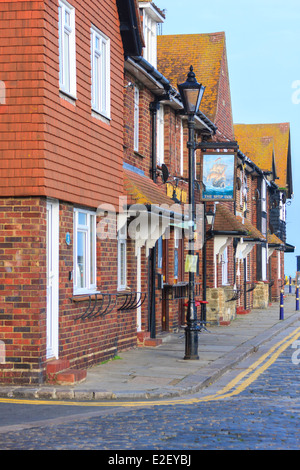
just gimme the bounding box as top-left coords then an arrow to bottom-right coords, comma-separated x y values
156,0 -> 300,276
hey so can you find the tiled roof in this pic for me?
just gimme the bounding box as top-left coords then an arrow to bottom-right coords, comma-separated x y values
123,168 -> 176,207
213,204 -> 248,235
234,123 -> 290,190
212,204 -> 265,241
157,32 -> 226,123
267,232 -> 284,246
236,215 -> 266,241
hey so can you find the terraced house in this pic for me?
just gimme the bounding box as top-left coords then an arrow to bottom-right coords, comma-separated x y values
0,0 -> 142,385
0,0 -> 294,386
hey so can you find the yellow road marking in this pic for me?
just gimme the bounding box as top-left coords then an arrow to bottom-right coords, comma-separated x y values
1,327 -> 300,408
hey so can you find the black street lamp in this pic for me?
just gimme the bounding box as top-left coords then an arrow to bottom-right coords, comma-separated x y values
178,66 -> 205,360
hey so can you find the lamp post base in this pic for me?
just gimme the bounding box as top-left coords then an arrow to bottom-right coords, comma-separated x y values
184,323 -> 199,360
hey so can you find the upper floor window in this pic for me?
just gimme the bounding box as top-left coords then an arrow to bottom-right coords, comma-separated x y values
91,26 -> 110,119
261,178 -> 267,236
143,12 -> 157,66
157,104 -> 164,166
279,193 -> 286,221
134,86 -> 139,152
58,0 -> 76,97
139,2 -> 164,68
261,179 -> 267,213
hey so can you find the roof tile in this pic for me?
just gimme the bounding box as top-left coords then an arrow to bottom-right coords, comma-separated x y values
157,33 -> 226,123
234,123 -> 290,189
123,168 -> 176,206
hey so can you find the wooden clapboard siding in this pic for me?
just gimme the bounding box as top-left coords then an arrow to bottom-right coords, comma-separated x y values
0,0 -> 125,208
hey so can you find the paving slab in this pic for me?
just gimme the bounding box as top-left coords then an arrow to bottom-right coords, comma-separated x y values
0,293 -> 299,401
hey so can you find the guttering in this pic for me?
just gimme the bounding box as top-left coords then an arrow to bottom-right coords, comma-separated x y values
237,150 -> 264,176
132,56 -> 170,88
211,230 -> 248,237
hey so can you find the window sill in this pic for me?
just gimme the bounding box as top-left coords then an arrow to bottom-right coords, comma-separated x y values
59,90 -> 77,105
91,109 -> 111,125
117,287 -> 131,294
72,291 -> 101,302
134,151 -> 146,159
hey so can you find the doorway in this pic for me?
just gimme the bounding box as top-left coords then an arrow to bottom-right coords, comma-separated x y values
46,200 -> 59,359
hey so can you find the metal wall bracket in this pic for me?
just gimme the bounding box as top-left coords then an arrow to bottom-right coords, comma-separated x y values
73,291 -> 146,321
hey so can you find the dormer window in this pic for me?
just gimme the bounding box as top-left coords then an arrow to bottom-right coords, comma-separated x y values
139,2 -> 164,68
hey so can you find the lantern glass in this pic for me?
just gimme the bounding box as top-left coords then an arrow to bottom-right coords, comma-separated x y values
178,66 -> 205,116
206,209 -> 215,226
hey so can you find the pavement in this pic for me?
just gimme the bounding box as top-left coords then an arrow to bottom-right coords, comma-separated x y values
1,289 -> 300,402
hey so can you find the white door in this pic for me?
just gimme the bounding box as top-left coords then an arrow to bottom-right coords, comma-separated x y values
46,200 -> 59,359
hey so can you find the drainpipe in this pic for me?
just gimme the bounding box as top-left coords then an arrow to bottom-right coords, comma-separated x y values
149,100 -> 160,338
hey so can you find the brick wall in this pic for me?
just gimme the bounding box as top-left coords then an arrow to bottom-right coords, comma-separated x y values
0,197 -> 47,385
214,43 -> 234,141
0,198 -> 138,385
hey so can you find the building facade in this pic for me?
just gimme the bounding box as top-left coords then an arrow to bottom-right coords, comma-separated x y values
0,0 -> 294,386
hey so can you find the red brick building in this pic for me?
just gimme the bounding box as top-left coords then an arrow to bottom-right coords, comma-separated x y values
122,2 -> 217,343
157,29 -> 294,323
0,0 -> 143,385
0,0 -> 294,386
234,123 -> 294,303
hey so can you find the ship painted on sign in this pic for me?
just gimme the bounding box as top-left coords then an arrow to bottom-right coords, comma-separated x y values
206,158 -> 227,188
202,154 -> 235,200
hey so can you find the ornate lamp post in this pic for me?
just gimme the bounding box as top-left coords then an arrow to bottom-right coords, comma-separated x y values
178,66 -> 205,360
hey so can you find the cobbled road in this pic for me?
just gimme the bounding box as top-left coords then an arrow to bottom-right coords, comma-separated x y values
0,342 -> 300,451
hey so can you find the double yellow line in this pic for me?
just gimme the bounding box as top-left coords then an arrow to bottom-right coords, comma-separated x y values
199,325 -> 300,403
1,326 -> 300,408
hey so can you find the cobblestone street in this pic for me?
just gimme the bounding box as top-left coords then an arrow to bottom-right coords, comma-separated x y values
0,344 -> 299,451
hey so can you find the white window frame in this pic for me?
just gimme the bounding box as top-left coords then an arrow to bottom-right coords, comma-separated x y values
261,179 -> 267,213
261,179 -> 267,236
134,86 -> 139,152
279,193 -> 286,221
180,119 -> 184,176
117,225 -> 127,290
91,25 -> 110,119
58,0 -> 76,98
143,10 -> 157,67
261,245 -> 267,281
222,246 -> 229,285
157,104 -> 164,166
74,208 -> 97,294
